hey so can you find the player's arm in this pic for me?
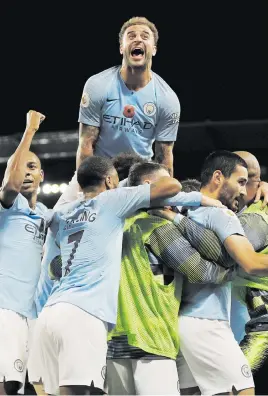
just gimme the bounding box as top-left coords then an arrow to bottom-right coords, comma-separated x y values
202,208 -> 268,276
254,181 -> 268,209
114,178 -> 223,219
150,177 -> 223,207
112,177 -> 181,219
150,179 -> 222,206
150,209 -> 234,268
0,110 -> 45,208
76,124 -> 100,168
148,222 -> 233,284
151,208 -> 268,275
77,75 -> 104,168
155,141 -> 174,177
154,90 -> 180,177
58,123 -> 101,207
200,207 -> 268,275
239,212 -> 268,252
152,190 -> 224,209
224,235 -> 268,276
149,176 -> 181,202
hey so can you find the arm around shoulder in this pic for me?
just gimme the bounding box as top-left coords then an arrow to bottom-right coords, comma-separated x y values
149,176 -> 181,202
224,235 -> 268,276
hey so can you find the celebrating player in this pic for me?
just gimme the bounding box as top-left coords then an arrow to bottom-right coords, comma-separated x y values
78,16 -> 180,175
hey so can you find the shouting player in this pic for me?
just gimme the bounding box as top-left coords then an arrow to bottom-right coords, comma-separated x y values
78,16 -> 180,175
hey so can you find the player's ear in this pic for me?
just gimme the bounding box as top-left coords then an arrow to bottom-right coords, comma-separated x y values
142,179 -> 151,185
40,169 -> 44,183
105,175 -> 112,190
152,46 -> 157,56
212,170 -> 223,187
119,44 -> 123,55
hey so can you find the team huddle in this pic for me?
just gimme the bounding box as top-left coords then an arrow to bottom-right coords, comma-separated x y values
0,15 -> 268,396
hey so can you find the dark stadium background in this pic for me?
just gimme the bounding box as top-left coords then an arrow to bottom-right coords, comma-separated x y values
0,2 -> 267,204
1,2 -> 268,393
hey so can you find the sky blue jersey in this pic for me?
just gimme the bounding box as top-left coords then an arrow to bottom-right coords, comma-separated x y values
0,194 -> 51,318
79,66 -> 180,159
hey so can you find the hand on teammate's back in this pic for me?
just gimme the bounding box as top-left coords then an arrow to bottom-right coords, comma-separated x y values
148,208 -> 176,222
254,181 -> 268,211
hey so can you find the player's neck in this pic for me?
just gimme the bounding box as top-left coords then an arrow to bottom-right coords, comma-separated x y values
22,192 -> 37,210
83,186 -> 107,200
200,186 -> 219,201
120,65 -> 152,91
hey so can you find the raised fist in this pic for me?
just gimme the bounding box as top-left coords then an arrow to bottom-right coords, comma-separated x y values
26,110 -> 46,132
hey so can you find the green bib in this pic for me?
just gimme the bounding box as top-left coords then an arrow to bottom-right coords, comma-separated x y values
109,212 -> 180,359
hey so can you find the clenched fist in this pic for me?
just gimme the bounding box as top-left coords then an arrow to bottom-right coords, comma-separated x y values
26,110 -> 46,132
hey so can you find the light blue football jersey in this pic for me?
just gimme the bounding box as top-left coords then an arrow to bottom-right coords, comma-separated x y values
180,207 -> 245,321
46,185 -> 151,325
46,186 -> 204,326
0,194 -> 51,318
37,180 -> 202,321
34,175 -> 80,316
34,229 -> 59,315
79,66 -> 180,159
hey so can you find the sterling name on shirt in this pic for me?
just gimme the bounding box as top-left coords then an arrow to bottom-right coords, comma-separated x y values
63,209 -> 97,230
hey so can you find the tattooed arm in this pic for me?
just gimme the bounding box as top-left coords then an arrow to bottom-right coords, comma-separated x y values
154,141 -> 174,177
76,123 -> 100,169
77,73 -> 106,169
55,124 -> 98,207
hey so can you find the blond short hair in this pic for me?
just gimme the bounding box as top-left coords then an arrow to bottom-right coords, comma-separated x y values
119,17 -> 159,45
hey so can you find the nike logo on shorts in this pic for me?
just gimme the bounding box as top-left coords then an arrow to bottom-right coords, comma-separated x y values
107,98 -> 119,102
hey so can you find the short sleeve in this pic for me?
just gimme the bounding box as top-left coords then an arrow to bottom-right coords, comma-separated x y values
206,208 -> 245,243
155,92 -> 180,142
100,184 -> 151,219
0,193 -> 28,213
78,76 -> 105,127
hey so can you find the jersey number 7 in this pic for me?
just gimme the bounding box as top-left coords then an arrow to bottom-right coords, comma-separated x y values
64,230 -> 84,276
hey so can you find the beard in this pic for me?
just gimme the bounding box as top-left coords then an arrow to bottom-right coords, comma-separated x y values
218,182 -> 238,212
